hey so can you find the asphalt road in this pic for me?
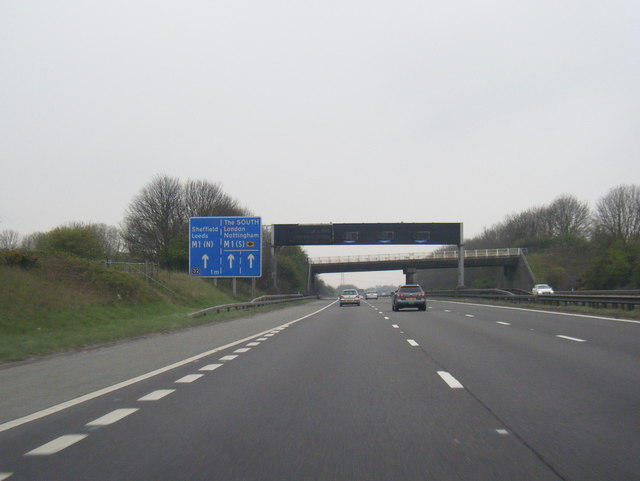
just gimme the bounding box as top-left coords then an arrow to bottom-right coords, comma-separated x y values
1,299 -> 638,480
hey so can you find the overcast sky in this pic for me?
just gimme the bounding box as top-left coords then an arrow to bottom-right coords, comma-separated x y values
2,0 -> 639,288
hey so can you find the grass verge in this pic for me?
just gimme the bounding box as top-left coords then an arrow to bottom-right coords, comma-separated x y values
0,255 -> 309,364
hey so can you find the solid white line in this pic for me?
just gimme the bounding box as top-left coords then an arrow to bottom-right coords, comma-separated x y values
246,342 -> 260,346
86,408 -> 139,426
0,301 -> 336,434
392,324 -> 399,328
0,473 -> 13,480
138,389 -> 175,401
199,363 -> 223,371
556,335 -> 587,343
234,348 -> 251,353
433,299 -> 640,325
26,435 -> 88,456
437,371 -> 464,389
496,321 -> 511,326
219,355 -> 238,361
407,339 -> 419,347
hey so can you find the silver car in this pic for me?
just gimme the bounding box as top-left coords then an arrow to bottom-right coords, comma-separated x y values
339,289 -> 361,306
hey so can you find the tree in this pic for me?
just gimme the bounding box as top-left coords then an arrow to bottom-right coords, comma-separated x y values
545,195 -> 591,237
122,175 -> 185,262
594,184 -> 640,243
122,176 -> 248,267
0,230 -> 20,251
184,179 -> 244,218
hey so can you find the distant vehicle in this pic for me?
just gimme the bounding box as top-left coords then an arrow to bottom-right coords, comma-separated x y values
392,284 -> 427,311
532,284 -> 554,295
364,291 -> 378,300
339,289 -> 361,306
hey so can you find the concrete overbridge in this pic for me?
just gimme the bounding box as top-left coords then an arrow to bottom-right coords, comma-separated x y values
308,248 -> 534,291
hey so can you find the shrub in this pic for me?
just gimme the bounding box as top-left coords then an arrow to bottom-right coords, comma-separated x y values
0,250 -> 38,269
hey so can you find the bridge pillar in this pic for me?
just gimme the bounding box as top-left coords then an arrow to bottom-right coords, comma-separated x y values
404,268 -> 417,284
457,244 -> 465,288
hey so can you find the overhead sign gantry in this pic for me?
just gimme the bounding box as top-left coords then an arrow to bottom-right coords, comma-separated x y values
272,222 -> 465,288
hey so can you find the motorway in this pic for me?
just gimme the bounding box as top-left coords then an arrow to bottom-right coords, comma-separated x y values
0,299 -> 639,480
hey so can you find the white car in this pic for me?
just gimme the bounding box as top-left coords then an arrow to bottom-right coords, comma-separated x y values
364,291 -> 378,300
532,284 -> 554,295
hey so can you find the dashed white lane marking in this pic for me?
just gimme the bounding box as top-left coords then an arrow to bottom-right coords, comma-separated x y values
465,314 -> 475,318
556,335 -> 587,343
26,434 -> 88,456
444,310 -> 451,312
246,342 -> 260,346
0,473 -> 13,480
496,429 -> 509,435
264,333 -> 275,337
175,374 -> 204,383
0,302 -> 337,434
392,324 -> 399,328
234,348 -> 251,353
437,371 -> 464,389
496,322 -> 511,326
384,316 -> 390,320
219,355 -> 238,361
138,390 -> 175,401
199,363 -> 223,371
86,408 -> 139,427
407,339 -> 419,347
257,337 -> 269,341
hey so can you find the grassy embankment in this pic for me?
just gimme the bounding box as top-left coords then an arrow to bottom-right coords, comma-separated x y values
0,256 -> 282,363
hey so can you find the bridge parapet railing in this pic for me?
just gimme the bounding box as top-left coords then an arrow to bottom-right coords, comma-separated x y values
309,248 -> 523,265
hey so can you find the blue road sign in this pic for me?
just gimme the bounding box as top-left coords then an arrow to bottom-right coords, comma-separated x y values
189,217 -> 262,278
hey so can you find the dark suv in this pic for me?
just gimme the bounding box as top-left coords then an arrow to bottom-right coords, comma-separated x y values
392,284 -> 427,311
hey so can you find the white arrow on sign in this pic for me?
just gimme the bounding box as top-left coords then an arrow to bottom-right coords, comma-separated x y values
247,254 -> 255,269
202,254 -> 209,269
227,254 -> 235,269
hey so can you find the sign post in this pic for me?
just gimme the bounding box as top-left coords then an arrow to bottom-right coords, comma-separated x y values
189,217 -> 262,278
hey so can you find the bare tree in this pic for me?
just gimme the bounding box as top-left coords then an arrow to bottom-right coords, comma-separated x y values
122,176 -> 247,265
545,195 -> 592,237
21,232 -> 47,251
89,224 -> 124,260
183,179 -> 245,218
0,229 -> 20,250
122,175 -> 185,261
594,184 -> 640,242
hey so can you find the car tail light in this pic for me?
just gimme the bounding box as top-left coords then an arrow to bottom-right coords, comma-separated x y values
339,296 -> 344,299
397,293 -> 404,298
417,293 -> 424,297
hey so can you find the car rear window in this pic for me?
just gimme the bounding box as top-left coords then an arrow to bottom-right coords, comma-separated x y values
342,290 -> 358,295
399,286 -> 423,293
